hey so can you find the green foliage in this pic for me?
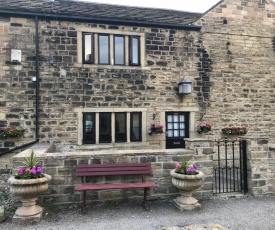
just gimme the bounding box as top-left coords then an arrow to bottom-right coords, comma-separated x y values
0,127 -> 25,138
21,150 -> 40,168
15,151 -> 44,179
175,157 -> 198,175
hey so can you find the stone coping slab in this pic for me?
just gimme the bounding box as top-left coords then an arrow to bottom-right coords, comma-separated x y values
13,144 -> 194,159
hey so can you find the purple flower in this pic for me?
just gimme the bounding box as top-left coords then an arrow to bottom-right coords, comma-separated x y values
186,168 -> 191,173
30,168 -> 37,174
18,167 -> 25,175
36,167 -> 43,173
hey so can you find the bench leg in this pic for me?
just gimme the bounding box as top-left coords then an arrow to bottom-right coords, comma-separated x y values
82,190 -> 87,214
143,188 -> 149,211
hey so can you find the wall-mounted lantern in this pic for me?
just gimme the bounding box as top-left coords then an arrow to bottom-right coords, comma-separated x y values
178,77 -> 192,95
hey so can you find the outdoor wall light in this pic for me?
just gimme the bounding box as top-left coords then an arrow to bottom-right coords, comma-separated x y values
178,77 -> 192,95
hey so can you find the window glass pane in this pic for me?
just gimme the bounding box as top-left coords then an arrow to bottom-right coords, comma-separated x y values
174,130 -> 179,137
173,123 -> 179,129
83,33 -> 93,63
173,115 -> 178,122
83,113 -> 95,144
168,123 -> 173,129
168,130 -> 173,137
115,113 -> 126,142
114,36 -> 124,65
131,112 -> 141,141
180,130 -> 185,137
179,115 -> 184,122
180,123 -> 185,129
99,35 -> 109,64
99,113 -> 111,143
167,115 -> 173,122
130,37 -> 139,65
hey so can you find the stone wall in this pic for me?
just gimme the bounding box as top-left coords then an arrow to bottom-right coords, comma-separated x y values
2,1 -> 275,148
0,16 -> 210,148
245,136 -> 275,195
11,144 -> 213,206
194,0 -> 275,144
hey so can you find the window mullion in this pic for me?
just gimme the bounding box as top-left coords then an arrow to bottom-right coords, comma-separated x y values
127,112 -> 130,143
94,34 -> 99,64
95,113 -> 99,144
110,35 -> 114,65
125,36 -> 129,66
111,112 -> 115,143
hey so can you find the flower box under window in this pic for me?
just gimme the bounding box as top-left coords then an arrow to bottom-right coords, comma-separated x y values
221,127 -> 248,135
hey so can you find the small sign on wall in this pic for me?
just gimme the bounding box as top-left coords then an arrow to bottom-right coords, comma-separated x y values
11,49 -> 21,63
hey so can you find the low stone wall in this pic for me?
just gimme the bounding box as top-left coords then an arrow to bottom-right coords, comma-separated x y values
11,146 -> 213,206
8,136 -> 275,207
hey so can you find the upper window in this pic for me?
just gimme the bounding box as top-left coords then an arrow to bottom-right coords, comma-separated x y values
82,32 -> 140,66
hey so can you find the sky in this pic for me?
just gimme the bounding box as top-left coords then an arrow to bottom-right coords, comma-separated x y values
78,0 -> 222,13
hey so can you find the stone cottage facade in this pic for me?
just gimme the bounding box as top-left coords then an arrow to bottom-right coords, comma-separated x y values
0,0 -> 275,205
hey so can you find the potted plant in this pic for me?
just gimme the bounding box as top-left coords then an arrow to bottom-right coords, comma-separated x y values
8,151 -> 51,218
170,158 -> 204,211
197,122 -> 213,134
148,124 -> 164,136
0,127 -> 25,138
222,126 -> 248,135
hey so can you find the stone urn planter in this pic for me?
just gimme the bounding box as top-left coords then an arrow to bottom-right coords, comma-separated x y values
170,169 -> 204,211
8,174 -> 51,217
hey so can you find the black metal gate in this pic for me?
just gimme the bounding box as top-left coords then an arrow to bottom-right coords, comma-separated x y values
213,138 -> 248,194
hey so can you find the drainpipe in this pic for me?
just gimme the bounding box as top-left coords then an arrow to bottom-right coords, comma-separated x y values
0,16 -> 40,156
35,15 -> 40,140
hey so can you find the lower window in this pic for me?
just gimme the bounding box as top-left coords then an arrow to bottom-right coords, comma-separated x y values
83,112 -> 142,144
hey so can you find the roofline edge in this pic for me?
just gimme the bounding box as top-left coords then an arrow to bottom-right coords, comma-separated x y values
0,10 -> 202,31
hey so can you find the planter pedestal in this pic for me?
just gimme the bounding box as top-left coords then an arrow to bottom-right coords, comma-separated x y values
173,191 -> 201,211
170,169 -> 204,211
15,197 -> 42,217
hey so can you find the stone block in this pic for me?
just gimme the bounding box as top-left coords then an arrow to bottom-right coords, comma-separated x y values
163,162 -> 176,169
157,156 -> 172,162
140,156 -> 156,163
90,158 -> 101,164
159,178 -> 172,186
43,159 -> 64,167
57,167 -> 73,175
250,152 -> 268,159
200,182 -> 212,190
99,190 -> 122,200
117,157 -> 131,163
64,159 -> 77,166
202,147 -> 213,155
0,205 -> 5,222
49,176 -> 65,185
102,158 -> 117,164
151,163 -> 162,170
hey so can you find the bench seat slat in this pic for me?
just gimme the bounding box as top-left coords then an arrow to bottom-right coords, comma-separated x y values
76,166 -> 151,173
75,182 -> 157,191
75,163 -> 151,169
75,169 -> 152,176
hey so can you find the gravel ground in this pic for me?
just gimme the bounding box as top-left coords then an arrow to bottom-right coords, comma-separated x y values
1,195 -> 275,230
